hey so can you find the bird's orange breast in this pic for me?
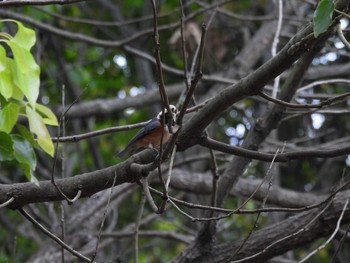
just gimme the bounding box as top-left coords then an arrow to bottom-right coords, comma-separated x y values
135,126 -> 171,149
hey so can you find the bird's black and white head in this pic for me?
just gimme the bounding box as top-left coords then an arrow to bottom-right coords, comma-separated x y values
157,105 -> 178,125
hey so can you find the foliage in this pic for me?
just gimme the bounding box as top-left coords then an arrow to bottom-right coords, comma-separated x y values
313,0 -> 335,37
0,20 -> 57,182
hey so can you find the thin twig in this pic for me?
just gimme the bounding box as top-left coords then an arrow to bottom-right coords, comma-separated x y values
297,79 -> 350,93
179,0 -> 190,89
271,0 -> 283,98
52,121 -> 148,142
336,22 -> 350,50
98,229 -> 193,244
141,178 -> 159,213
230,200 -> 334,262
157,109 -> 168,214
298,198 -> 349,263
330,223 -> 350,263
60,202 -> 65,263
176,23 -> 208,124
334,8 -> 350,19
148,175 -> 350,220
150,0 -> 171,114
149,0 -> 175,213
168,199 -> 196,222
134,195 -> 146,263
51,88 -> 86,204
18,207 -> 94,263
60,84 -> 66,263
165,145 -> 177,192
90,172 -> 118,262
208,149 -> 219,216
231,148 -> 280,258
260,91 -> 350,109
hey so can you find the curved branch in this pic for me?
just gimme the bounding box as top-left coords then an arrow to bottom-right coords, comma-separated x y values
0,197 -> 15,209
199,136 -> 350,162
0,0 -> 88,7
18,207 -> 94,262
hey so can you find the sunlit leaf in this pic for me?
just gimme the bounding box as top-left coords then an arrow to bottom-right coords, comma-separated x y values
313,0 -> 335,37
36,103 -> 59,126
5,40 -> 40,108
0,45 -> 14,100
26,105 -> 54,156
0,131 -> 14,161
0,102 -> 20,133
11,19 -> 36,50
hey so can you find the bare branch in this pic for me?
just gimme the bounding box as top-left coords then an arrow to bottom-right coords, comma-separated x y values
90,172 -> 117,262
0,0 -> 88,7
0,197 -> 15,209
298,199 -> 349,262
199,136 -> 350,162
18,207 -> 94,263
134,195 -> 146,263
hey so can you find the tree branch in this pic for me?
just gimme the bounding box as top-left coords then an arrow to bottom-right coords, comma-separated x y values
177,0 -> 350,150
172,191 -> 350,262
0,0 -> 88,7
0,149 -> 156,209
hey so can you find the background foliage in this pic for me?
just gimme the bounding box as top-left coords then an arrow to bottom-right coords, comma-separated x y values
0,0 -> 350,262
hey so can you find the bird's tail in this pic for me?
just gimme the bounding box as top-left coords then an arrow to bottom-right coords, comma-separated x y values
116,145 -> 135,158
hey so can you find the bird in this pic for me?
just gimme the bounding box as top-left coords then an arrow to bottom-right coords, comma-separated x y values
117,105 -> 178,158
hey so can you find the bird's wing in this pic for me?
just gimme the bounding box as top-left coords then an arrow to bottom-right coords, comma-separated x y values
117,118 -> 160,158
126,118 -> 160,146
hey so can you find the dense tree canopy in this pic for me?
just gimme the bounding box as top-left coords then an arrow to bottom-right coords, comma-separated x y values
1,0 -> 350,262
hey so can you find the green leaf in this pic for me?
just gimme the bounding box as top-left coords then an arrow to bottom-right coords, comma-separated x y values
0,102 -> 20,133
0,93 -> 7,105
313,0 -> 335,37
11,20 -> 36,50
5,40 -> 40,108
16,124 -> 40,149
20,162 -> 39,186
0,131 -> 14,161
12,134 -> 38,184
0,45 -> 14,100
12,134 -> 36,170
26,105 -> 54,156
36,104 -> 58,126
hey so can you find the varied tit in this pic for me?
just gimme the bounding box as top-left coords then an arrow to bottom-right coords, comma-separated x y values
117,105 -> 178,158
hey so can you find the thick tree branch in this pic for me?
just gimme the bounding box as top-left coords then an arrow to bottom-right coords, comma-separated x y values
0,150 -> 156,209
172,191 -> 350,262
167,169 -> 324,208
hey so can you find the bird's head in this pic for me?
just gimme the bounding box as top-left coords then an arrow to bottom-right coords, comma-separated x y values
157,105 -> 178,125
